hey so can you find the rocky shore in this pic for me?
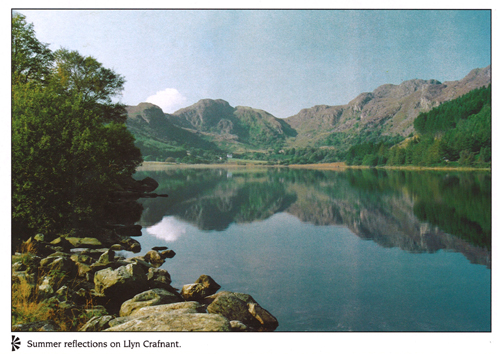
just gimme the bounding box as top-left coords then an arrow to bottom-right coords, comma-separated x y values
11,177 -> 278,332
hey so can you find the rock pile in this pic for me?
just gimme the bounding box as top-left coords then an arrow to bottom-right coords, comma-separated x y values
12,235 -> 278,332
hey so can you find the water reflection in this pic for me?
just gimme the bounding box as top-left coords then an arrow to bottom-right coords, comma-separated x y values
135,167 -> 491,267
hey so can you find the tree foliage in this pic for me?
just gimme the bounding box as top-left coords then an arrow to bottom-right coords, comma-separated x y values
12,13 -> 54,84
345,85 -> 491,168
12,13 -> 142,241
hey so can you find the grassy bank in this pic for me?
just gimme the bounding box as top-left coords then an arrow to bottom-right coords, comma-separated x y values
138,161 -> 490,172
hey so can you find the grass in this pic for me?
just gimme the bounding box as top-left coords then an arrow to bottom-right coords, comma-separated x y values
12,241 -> 103,331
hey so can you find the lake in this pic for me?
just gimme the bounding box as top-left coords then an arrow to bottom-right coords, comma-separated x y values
127,166 -> 491,332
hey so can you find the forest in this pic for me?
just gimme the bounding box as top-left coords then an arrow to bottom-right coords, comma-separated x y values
345,85 -> 491,167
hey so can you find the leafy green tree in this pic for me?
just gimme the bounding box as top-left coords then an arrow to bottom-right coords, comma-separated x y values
52,48 -> 127,124
12,14 -> 142,242
12,12 -> 54,84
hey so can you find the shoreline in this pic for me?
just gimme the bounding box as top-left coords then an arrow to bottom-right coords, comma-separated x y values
137,161 -> 491,172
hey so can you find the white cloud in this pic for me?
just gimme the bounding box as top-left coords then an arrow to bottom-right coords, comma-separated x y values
146,216 -> 187,242
145,88 -> 188,113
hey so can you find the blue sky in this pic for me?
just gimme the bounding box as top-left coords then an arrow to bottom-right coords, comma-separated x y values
18,9 -> 491,118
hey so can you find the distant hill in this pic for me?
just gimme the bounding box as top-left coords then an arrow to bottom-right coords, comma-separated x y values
125,66 -> 490,161
286,65 -> 491,147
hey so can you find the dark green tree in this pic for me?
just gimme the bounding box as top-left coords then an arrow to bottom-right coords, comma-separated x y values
12,14 -> 142,242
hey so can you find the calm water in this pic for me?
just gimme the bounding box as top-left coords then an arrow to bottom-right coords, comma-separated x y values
128,167 -> 491,332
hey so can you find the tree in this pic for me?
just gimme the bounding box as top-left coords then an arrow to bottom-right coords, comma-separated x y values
52,48 -> 127,123
12,14 -> 142,242
12,12 -> 54,84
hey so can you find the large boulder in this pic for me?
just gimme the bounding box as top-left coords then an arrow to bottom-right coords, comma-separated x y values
93,264 -> 148,307
206,291 -> 278,331
105,307 -> 231,332
119,288 -> 183,317
206,292 -> 260,328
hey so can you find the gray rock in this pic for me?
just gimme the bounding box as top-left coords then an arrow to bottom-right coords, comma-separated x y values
248,302 -> 279,331
195,275 -> 221,294
206,291 -> 278,331
12,320 -> 60,332
105,312 -> 231,331
206,292 -> 260,328
181,274 -> 221,301
147,267 -> 172,288
119,288 -> 183,317
230,320 -> 248,331
93,264 -> 148,306
65,237 -> 103,248
79,315 -> 115,331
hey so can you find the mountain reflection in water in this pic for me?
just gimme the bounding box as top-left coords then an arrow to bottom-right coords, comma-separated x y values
135,167 -> 490,268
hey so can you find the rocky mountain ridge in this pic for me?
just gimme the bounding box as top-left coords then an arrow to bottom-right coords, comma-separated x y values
126,65 -> 490,153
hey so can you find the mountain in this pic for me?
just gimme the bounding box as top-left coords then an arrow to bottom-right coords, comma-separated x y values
125,66 -> 490,160
286,65 -> 491,146
170,99 -> 296,148
126,102 -> 221,160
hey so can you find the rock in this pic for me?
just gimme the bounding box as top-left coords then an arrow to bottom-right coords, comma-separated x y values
144,250 -> 164,266
49,237 -> 74,251
65,237 -> 103,249
159,249 -> 176,259
38,276 -> 55,298
230,320 -> 248,331
134,301 -> 204,316
126,257 -> 153,272
181,275 -> 221,301
195,275 -> 221,294
146,267 -> 172,288
119,288 -> 184,317
93,264 -> 149,310
105,312 -> 231,331
247,303 -> 279,331
109,244 -> 123,251
206,292 -> 259,328
12,320 -> 60,332
84,305 -> 108,318
180,283 -> 206,301
96,249 -> 115,264
206,291 -> 278,331
39,255 -> 78,278
120,238 -> 141,253
79,315 -> 115,331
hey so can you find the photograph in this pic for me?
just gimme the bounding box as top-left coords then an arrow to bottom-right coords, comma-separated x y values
7,3 -> 495,353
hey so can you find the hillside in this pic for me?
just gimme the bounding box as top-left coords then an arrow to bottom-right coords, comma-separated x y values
125,65 -> 490,162
286,65 -> 491,147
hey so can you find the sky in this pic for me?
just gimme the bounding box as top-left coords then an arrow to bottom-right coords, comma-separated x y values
16,9 -> 491,118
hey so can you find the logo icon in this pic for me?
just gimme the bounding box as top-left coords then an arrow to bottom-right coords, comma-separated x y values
12,335 -> 21,351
